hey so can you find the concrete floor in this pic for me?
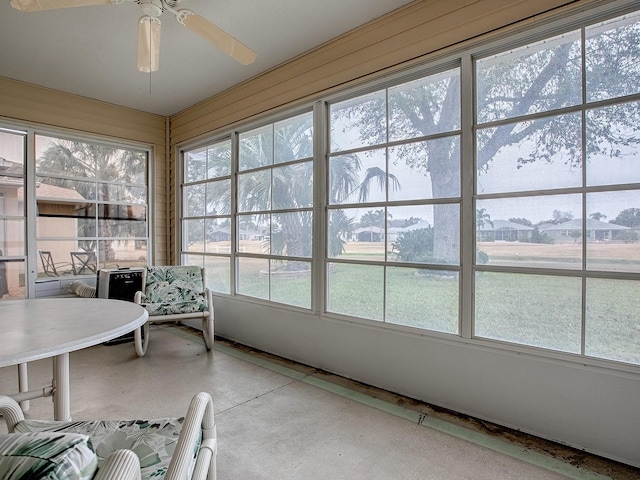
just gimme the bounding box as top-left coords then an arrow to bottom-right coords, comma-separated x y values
1,324 -> 638,479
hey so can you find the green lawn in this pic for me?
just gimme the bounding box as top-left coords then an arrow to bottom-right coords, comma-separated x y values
226,259 -> 639,365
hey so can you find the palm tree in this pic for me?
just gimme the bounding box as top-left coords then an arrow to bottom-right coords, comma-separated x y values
360,209 -> 386,242
476,208 -> 493,230
476,207 -> 494,242
237,116 -> 400,264
37,139 -> 146,261
238,117 -> 313,264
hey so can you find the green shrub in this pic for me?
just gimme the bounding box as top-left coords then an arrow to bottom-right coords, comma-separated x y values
476,250 -> 489,264
393,227 -> 434,262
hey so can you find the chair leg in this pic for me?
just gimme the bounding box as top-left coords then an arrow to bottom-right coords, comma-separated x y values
134,323 -> 150,357
203,287 -> 214,351
202,315 -> 214,350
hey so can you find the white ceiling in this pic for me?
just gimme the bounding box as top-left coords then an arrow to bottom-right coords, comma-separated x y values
0,0 -> 415,116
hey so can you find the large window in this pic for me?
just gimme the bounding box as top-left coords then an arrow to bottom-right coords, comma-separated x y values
182,111 -> 314,308
0,127 -> 150,298
473,11 -> 640,365
326,68 -> 461,333
182,138 -> 233,293
35,134 -> 149,278
180,4 -> 640,367
236,113 -> 313,308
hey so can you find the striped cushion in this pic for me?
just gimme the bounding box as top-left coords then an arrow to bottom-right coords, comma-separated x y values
0,432 -> 98,480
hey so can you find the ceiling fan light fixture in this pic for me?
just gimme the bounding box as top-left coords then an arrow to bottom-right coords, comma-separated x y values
139,0 -> 162,18
137,15 -> 161,73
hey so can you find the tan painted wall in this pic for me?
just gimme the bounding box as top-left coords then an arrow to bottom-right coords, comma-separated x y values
0,77 -> 169,265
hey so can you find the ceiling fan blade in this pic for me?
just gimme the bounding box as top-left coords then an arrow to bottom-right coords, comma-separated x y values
177,10 -> 257,65
10,0 -> 113,12
137,15 -> 161,73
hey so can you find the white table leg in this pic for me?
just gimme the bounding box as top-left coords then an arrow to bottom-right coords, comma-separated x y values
52,353 -> 71,421
18,363 -> 29,412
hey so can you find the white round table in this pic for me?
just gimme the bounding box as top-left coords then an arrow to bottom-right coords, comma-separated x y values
0,298 -> 148,420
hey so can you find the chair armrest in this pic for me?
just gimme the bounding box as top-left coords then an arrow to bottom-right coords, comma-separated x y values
165,392 -> 216,480
134,290 -> 144,304
94,449 -> 141,480
205,287 -> 213,312
0,395 -> 25,432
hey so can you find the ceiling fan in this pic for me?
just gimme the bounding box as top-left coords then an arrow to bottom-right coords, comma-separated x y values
9,0 -> 257,73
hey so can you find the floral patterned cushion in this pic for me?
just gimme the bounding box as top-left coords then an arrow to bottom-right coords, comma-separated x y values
14,417 -> 200,480
0,432 -> 98,480
141,266 -> 208,316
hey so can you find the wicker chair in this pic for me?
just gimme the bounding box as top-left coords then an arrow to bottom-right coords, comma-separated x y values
133,266 -> 214,357
0,391 -> 217,480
